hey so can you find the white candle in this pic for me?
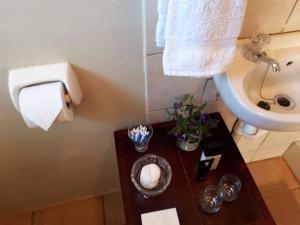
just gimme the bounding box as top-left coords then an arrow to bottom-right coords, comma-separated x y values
140,164 -> 161,189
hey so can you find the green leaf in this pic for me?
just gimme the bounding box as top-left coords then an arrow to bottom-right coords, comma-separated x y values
199,102 -> 207,111
177,94 -> 190,103
188,104 -> 193,117
166,108 -> 173,116
167,93 -> 218,139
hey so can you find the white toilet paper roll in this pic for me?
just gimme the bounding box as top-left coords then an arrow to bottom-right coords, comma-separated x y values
19,82 -> 73,131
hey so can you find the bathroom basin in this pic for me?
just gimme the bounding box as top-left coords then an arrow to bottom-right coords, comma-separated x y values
214,32 -> 300,131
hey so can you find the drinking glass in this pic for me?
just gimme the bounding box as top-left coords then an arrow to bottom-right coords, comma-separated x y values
128,123 -> 153,152
200,185 -> 223,213
218,174 -> 242,202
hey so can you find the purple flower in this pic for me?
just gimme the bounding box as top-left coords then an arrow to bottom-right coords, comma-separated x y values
188,123 -> 194,129
199,112 -> 207,124
173,102 -> 178,109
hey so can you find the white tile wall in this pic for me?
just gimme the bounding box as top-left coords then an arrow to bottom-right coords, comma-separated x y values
232,133 -> 241,144
241,150 -> 257,163
148,109 -> 170,124
202,79 -> 219,102
260,131 -> 300,147
237,132 -> 269,152
284,1 -> 300,32
239,0 -> 297,38
234,130 -> 300,162
148,100 -> 236,132
283,142 -> 300,181
147,54 -> 206,111
253,143 -> 291,161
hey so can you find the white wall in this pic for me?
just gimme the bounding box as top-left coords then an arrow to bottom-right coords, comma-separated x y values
0,0 -> 145,216
2,0 -> 300,217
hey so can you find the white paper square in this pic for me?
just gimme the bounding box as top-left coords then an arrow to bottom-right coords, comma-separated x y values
141,208 -> 180,225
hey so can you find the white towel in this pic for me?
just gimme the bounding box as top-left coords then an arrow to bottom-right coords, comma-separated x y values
155,0 -> 169,47
156,0 -> 247,77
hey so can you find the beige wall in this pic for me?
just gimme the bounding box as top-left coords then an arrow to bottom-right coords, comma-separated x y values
0,0 -> 145,216
2,0 -> 300,217
239,0 -> 298,38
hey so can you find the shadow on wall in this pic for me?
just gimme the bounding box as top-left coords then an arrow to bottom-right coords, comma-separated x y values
72,65 -> 145,127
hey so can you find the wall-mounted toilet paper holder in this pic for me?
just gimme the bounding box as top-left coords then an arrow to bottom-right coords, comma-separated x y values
8,62 -> 82,113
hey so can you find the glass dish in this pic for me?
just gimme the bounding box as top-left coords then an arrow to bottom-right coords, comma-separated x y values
131,154 -> 172,198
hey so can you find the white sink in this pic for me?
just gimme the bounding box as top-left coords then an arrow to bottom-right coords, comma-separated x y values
214,32 -> 300,131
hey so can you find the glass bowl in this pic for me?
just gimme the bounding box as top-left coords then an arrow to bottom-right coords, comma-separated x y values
131,154 -> 172,198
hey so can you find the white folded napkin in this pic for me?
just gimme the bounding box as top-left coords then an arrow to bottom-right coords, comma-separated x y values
141,208 -> 180,225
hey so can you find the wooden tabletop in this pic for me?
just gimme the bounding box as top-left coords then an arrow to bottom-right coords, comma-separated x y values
114,113 -> 276,225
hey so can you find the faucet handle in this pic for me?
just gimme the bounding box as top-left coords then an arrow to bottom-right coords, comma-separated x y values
249,33 -> 271,53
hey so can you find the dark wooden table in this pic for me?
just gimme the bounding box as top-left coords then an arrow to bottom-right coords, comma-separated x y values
114,113 -> 275,225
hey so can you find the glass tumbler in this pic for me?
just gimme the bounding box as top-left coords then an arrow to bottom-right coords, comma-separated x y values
218,174 -> 242,202
200,185 -> 224,213
128,123 -> 153,153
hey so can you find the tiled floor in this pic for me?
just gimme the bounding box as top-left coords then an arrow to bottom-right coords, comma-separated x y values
1,157 -> 300,225
0,194 -> 125,225
248,157 -> 300,225
33,198 -> 105,225
248,157 -> 300,189
103,192 -> 125,225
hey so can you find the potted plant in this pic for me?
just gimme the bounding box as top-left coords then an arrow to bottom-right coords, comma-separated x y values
166,94 -> 218,151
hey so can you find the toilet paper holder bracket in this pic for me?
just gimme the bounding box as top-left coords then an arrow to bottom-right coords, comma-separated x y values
8,63 -> 82,113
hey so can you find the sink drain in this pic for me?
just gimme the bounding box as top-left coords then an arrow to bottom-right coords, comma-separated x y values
274,94 -> 294,109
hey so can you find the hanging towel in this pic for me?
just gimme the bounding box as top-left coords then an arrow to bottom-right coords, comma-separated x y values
156,0 -> 247,77
156,0 -> 169,47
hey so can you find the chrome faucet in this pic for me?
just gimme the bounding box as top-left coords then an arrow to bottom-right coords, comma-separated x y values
244,33 -> 280,72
